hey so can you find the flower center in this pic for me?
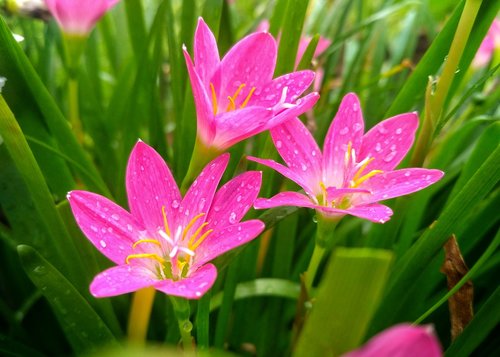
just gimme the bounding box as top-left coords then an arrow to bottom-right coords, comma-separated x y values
345,141 -> 383,188
210,82 -> 256,115
125,207 -> 214,280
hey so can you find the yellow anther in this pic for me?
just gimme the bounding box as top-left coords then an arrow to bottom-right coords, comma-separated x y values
319,182 -> 328,206
226,83 -> 246,112
190,229 -> 214,251
345,141 -> 353,165
162,206 -> 171,236
240,87 -> 256,108
226,96 -> 236,111
210,82 -> 218,115
352,157 -> 375,182
351,170 -> 383,188
177,260 -> 187,274
188,222 -> 210,246
126,253 -> 165,265
132,239 -> 161,249
181,212 -> 206,241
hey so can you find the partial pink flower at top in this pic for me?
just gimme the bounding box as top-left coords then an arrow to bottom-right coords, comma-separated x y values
44,0 -> 120,35
183,17 -> 320,151
473,18 -> 500,68
248,93 -> 444,223
342,324 -> 442,357
67,141 -> 264,299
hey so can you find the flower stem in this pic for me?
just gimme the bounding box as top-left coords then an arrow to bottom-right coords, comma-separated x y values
304,244 -> 325,294
181,138 -> 220,194
170,296 -> 195,352
127,287 -> 156,344
68,77 -> 83,143
411,0 -> 483,166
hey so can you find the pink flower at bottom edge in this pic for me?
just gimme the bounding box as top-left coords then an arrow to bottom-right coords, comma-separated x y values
342,324 -> 442,357
473,18 -> 500,68
68,141 -> 264,299
248,93 -> 444,223
44,0 -> 120,35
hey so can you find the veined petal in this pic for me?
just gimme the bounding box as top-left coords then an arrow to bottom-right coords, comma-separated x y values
251,70 -> 315,107
247,157 -> 316,197
212,106 -> 274,149
155,263 -> 217,299
359,113 -> 419,172
336,203 -> 393,223
194,18 -> 220,85
270,117 -> 323,191
193,220 -> 265,269
254,191 -> 318,210
67,191 -> 141,265
342,324 -> 442,357
323,93 -> 365,187
179,154 -> 229,231
266,92 -> 320,128
90,265 -> 158,298
126,141 -> 181,233
207,171 -> 262,230
183,48 -> 216,145
219,32 -> 277,105
356,168 -> 444,205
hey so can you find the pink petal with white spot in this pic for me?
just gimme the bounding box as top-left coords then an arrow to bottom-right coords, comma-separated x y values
212,106 -> 274,149
248,157 -> 317,197
67,190 -> 141,265
357,168 -> 444,205
207,171 -> 262,230
342,324 -> 442,357
252,70 -> 315,107
219,32 -> 277,104
265,92 -> 320,128
194,18 -> 220,85
336,203 -> 393,223
193,220 -> 265,269
253,191 -> 318,210
360,113 -> 419,172
126,141 -> 182,233
179,154 -> 229,231
183,48 -> 216,145
323,93 -> 365,187
155,263 -> 217,299
270,117 -> 323,191
90,265 -> 158,297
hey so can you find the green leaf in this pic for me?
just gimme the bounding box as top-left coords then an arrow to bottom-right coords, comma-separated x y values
0,333 -> 47,357
210,278 -> 300,311
17,245 -> 119,354
295,248 -> 393,356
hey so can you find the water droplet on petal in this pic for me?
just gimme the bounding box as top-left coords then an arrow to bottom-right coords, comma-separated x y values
229,212 -> 237,224
384,151 -> 397,162
353,123 -> 362,131
236,195 -> 242,202
396,128 -> 402,135
301,163 -> 307,171
127,224 -> 134,231
172,200 -> 180,208
340,127 -> 349,135
404,171 -> 411,177
100,240 -> 107,248
375,143 -> 382,152
111,214 -> 120,221
276,140 -> 283,148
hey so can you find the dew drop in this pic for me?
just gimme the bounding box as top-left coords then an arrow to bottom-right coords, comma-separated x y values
229,212 -> 237,224
91,225 -> 98,232
353,123 -> 362,132
293,149 -> 299,155
404,171 -> 411,177
276,140 -> 283,148
127,224 -> 134,231
384,151 -> 397,162
100,240 -> 107,248
340,127 -> 349,135
140,165 -> 145,171
301,163 -> 307,171
374,143 -> 382,152
236,195 -> 242,202
396,128 -> 403,135
311,150 -> 317,156
111,213 -> 120,221
171,200 -> 180,208
378,125 -> 388,134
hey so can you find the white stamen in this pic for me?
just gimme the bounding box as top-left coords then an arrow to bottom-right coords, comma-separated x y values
169,245 -> 179,258
158,230 -> 174,245
179,247 -> 195,257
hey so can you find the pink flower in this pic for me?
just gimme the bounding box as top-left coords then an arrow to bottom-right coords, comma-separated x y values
183,18 -> 320,151
67,141 -> 264,299
249,93 -> 444,223
473,19 -> 500,68
44,0 -> 120,35
342,324 -> 442,357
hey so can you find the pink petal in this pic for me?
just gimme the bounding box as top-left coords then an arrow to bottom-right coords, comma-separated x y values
90,265 -> 158,297
194,18 -> 220,85
252,71 -> 315,107
342,324 -> 442,357
67,190 -> 141,265
183,48 -> 216,146
295,36 -> 331,68
178,154 -> 229,231
212,106 -> 274,149
247,157 -> 316,197
193,220 -> 265,269
155,263 -> 217,299
126,141 -> 182,234
359,113 -> 419,172
265,92 -> 320,128
356,168 -> 444,205
326,187 -> 370,202
207,171 -> 262,229
323,93 -> 365,188
254,191 -> 318,210
337,203 -> 393,223
270,117 -> 323,192
219,32 -> 277,103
